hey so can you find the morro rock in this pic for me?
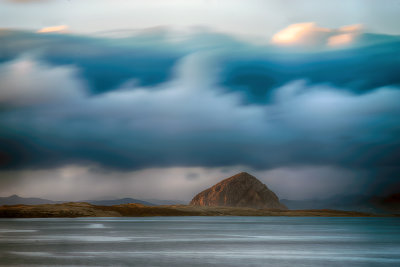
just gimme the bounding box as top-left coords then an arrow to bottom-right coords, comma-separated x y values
190,172 -> 287,210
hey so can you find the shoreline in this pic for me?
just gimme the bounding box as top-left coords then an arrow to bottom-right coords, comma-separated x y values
0,202 -> 397,218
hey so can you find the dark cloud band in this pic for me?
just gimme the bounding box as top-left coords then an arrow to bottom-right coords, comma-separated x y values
0,30 -> 400,179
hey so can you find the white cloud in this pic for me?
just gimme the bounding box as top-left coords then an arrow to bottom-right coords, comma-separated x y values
0,56 -> 85,107
272,80 -> 400,139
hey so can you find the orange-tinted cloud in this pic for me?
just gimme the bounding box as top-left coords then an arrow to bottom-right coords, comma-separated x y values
339,24 -> 363,33
37,25 -> 68,34
272,22 -> 330,45
272,22 -> 362,47
327,33 -> 354,46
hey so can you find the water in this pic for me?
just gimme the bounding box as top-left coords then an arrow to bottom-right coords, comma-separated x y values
0,217 -> 399,266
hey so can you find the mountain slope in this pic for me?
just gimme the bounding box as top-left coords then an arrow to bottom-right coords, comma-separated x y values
0,195 -> 58,206
190,172 -> 287,210
0,195 -> 154,207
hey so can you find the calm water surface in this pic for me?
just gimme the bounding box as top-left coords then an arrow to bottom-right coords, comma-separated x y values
0,217 -> 399,266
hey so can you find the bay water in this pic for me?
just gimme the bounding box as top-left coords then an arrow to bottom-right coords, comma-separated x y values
0,217 -> 399,266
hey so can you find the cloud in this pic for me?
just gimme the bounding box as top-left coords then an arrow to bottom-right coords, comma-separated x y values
327,33 -> 353,46
37,25 -> 68,34
222,33 -> 400,102
1,29 -> 399,102
0,53 -> 399,172
327,24 -> 363,46
0,30 -> 183,94
339,24 -> 363,32
0,30 -> 399,198
271,22 -> 363,47
271,22 -> 330,46
0,55 -> 85,107
0,52 -> 266,169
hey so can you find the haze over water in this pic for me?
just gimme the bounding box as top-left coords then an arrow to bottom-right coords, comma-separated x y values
0,217 -> 399,266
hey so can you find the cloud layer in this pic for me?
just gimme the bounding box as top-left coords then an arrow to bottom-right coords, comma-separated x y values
1,52 -> 399,171
0,28 -> 400,198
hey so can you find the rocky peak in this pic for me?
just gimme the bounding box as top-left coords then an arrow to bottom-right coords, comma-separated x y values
190,172 -> 287,210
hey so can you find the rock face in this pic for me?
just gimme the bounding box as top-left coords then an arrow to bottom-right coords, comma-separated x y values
190,172 -> 287,210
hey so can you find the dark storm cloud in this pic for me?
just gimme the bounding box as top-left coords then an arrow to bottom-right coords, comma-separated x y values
220,33 -> 400,104
0,30 -> 183,94
1,30 -> 400,104
0,29 -> 399,182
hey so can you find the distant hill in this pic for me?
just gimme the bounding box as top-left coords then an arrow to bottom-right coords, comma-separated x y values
142,199 -> 186,205
0,195 -> 58,206
84,198 -> 155,206
0,195 -> 154,206
191,172 -> 287,210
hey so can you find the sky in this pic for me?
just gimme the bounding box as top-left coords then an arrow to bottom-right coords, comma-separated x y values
0,0 -> 400,201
